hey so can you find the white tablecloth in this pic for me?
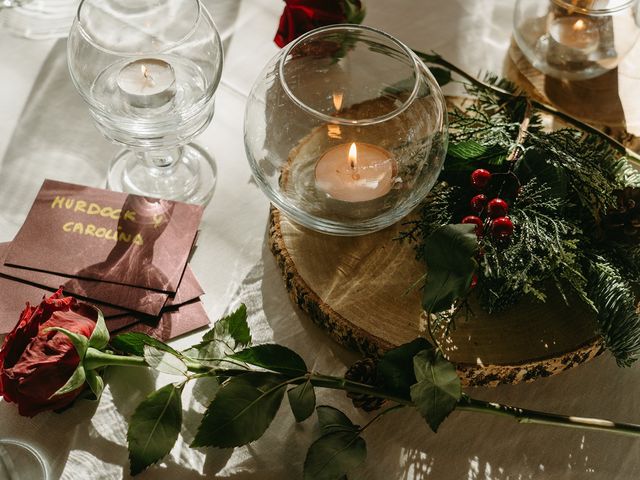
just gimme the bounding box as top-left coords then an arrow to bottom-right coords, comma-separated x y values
1,1 -> 640,479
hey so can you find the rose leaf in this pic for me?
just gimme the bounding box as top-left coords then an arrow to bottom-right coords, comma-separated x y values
143,345 -> 188,377
111,332 -> 181,358
316,405 -> 359,435
191,372 -> 286,448
287,380 -> 316,422
303,431 -> 366,480
128,383 -> 183,476
410,349 -> 461,432
377,338 -> 432,397
230,344 -> 307,377
202,304 -> 251,349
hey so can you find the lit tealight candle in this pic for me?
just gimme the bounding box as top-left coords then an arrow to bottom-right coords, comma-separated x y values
315,142 -> 396,202
117,58 -> 177,108
549,17 -> 600,53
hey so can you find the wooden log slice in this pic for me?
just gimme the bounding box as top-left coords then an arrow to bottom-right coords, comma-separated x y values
269,207 -> 603,387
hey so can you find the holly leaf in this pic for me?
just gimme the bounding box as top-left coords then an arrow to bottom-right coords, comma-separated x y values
422,224 -> 478,313
111,332 -> 180,358
410,349 -> 461,432
377,338 -> 432,397
202,304 -> 251,348
288,381 -> 316,422
230,344 -> 307,377
316,405 -> 359,435
191,372 -> 286,448
144,345 -> 188,377
430,67 -> 451,87
128,383 -> 183,476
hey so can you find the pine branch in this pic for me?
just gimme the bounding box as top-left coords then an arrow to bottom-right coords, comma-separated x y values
586,255 -> 640,366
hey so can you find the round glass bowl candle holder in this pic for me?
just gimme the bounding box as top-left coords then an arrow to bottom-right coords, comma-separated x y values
514,0 -> 640,80
67,0 -> 223,205
244,25 -> 448,236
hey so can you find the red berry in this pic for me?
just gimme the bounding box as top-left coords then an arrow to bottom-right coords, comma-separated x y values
492,216 -> 514,238
462,215 -> 483,236
471,169 -> 491,190
470,274 -> 478,289
487,198 -> 509,218
470,194 -> 487,214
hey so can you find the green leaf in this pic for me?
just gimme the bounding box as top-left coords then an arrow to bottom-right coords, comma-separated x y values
377,338 -> 432,397
50,364 -> 86,398
191,372 -> 287,448
410,349 -> 461,432
422,224 -> 478,313
85,370 -> 104,400
111,332 -> 180,358
45,326 -> 88,359
288,381 -> 316,422
316,406 -> 359,435
128,383 -> 183,476
88,308 -> 109,351
430,67 -> 451,87
230,344 -> 307,377
203,304 -> 251,348
144,345 -> 188,377
303,431 -> 366,480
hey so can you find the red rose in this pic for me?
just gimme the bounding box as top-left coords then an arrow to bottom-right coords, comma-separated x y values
274,0 -> 364,48
0,290 -> 97,417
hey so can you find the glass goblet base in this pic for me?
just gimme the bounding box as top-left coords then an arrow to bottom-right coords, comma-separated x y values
107,143 -> 217,206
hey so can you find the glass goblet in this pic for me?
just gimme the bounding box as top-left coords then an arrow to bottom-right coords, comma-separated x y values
67,0 -> 223,205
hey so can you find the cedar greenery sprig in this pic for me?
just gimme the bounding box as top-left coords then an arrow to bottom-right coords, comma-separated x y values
410,50 -> 640,366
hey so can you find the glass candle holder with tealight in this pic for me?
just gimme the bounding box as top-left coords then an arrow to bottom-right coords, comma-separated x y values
244,25 -> 449,236
514,0 -> 640,80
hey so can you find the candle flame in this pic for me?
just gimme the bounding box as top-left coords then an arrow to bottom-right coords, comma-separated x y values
573,19 -> 586,32
333,91 -> 344,112
348,142 -> 358,170
140,64 -> 155,87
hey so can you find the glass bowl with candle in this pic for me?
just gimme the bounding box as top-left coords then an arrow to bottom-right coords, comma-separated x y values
514,0 -> 640,80
67,0 -> 223,205
244,25 -> 448,236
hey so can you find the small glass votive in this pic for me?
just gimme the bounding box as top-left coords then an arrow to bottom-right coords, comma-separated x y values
514,0 -> 640,80
0,440 -> 48,480
244,25 -> 448,236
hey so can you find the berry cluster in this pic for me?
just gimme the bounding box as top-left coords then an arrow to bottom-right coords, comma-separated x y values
461,169 -> 514,241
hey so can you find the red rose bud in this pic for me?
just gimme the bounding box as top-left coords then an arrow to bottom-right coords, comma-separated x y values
470,194 -> 488,214
470,169 -> 491,190
487,198 -> 509,218
462,215 -> 484,236
492,216 -> 514,238
274,0 -> 364,48
470,274 -> 478,289
0,290 -> 97,417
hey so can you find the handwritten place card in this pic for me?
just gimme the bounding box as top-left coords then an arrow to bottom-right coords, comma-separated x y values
5,180 -> 203,293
